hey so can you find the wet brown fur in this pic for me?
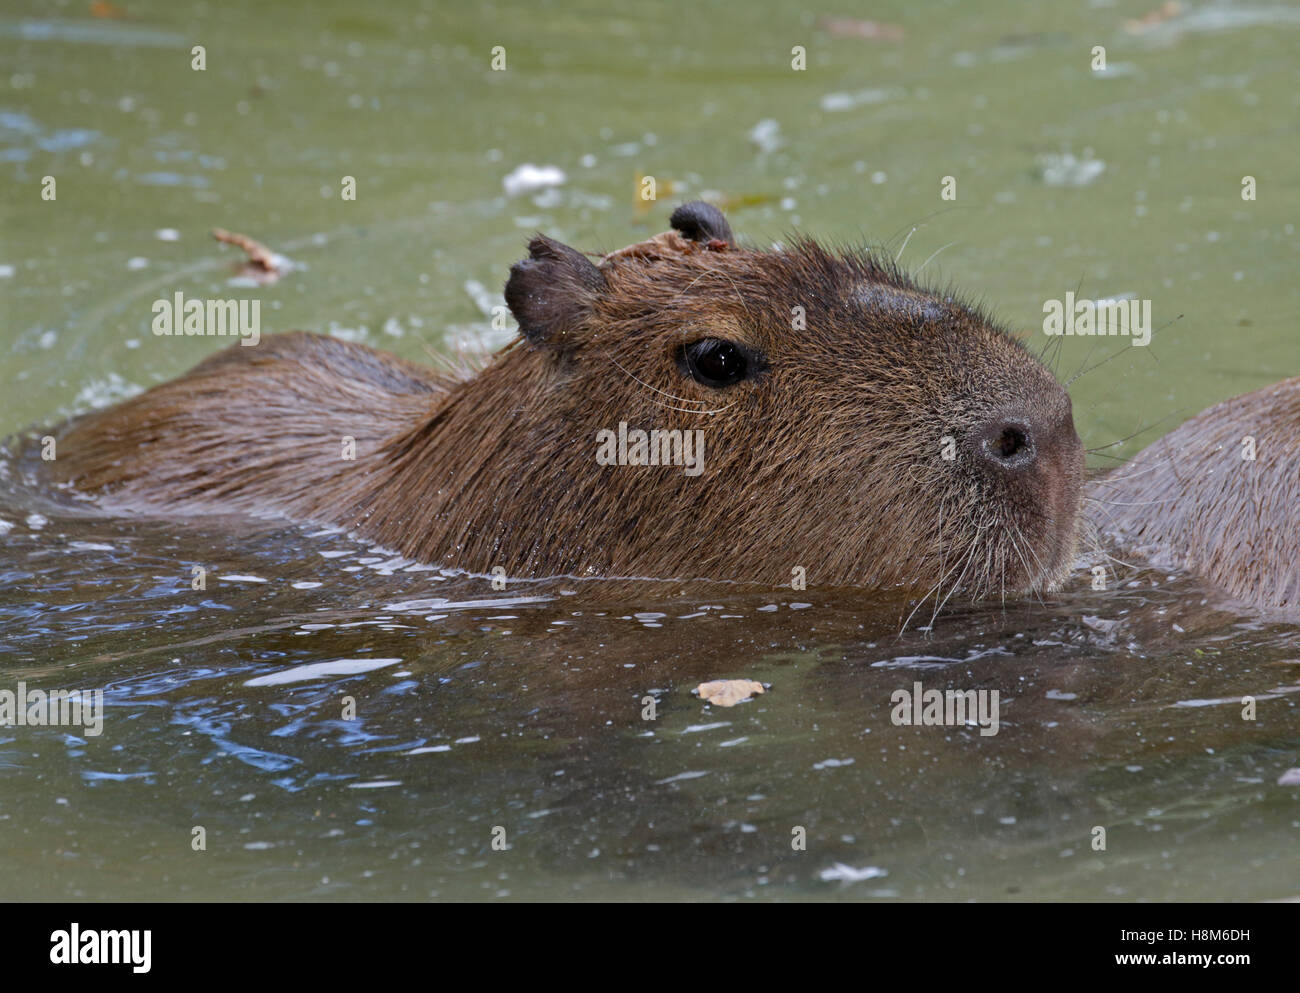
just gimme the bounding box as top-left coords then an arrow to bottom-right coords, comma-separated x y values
1087,377 -> 1300,610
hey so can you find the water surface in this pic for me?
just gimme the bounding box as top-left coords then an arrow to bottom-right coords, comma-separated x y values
2,0 -> 1298,900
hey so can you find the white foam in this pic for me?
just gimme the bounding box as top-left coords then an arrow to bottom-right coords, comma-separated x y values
245,657 -> 402,686
502,163 -> 566,197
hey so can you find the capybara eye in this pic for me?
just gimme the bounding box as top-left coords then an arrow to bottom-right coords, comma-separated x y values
678,339 -> 749,387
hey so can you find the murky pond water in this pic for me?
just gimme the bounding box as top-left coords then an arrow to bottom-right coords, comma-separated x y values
2,0 -> 1298,900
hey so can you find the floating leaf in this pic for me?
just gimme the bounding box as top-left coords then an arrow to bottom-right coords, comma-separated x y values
695,679 -> 766,707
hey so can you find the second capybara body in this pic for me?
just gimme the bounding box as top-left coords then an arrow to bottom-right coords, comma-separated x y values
1087,377 -> 1300,611
43,203 -> 1086,598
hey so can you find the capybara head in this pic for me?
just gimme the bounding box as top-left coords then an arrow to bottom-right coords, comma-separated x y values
499,202 -> 1085,597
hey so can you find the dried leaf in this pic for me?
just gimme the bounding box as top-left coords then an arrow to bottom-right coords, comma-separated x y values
818,17 -> 904,43
212,227 -> 288,285
1124,1 -> 1182,34
90,2 -> 127,20
695,679 -> 766,707
601,230 -> 701,264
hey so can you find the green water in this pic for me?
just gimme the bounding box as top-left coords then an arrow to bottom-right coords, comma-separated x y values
1,0 -> 1298,900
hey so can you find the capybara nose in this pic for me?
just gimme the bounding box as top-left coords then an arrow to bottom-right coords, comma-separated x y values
972,416 -> 1038,472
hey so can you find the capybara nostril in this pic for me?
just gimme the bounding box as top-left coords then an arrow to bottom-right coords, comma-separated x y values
975,417 -> 1037,471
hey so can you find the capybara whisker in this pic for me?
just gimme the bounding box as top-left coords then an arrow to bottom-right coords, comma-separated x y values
914,241 -> 958,275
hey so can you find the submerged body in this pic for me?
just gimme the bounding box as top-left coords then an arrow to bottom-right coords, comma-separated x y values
43,203 -> 1084,596
1088,377 -> 1300,611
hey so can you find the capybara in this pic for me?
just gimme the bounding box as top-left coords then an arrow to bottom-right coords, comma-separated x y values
42,203 -> 1086,599
1088,377 -> 1299,611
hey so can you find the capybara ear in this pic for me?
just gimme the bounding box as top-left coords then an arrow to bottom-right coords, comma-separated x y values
504,234 -> 607,348
670,201 -> 735,247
